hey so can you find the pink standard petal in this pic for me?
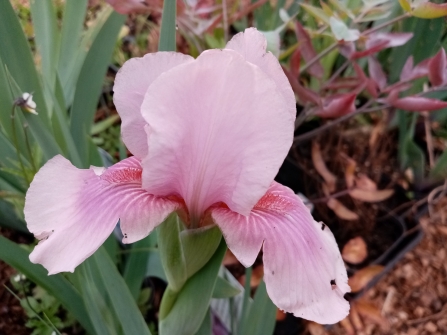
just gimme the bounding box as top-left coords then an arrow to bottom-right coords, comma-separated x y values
141,49 -> 294,221
24,156 -> 180,274
211,182 -> 350,324
225,28 -> 296,118
114,52 -> 194,158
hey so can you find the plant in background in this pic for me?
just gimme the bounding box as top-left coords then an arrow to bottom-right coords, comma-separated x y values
281,0 -> 447,186
1,0 -> 447,334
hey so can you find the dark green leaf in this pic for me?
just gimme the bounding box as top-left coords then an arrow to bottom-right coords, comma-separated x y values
239,281 -> 276,335
157,213 -> 187,291
70,11 -> 125,166
212,276 -> 241,299
0,0 -> 50,127
159,0 -> 177,51
124,233 -> 158,301
94,248 -> 152,335
159,240 -> 226,335
30,0 -> 60,86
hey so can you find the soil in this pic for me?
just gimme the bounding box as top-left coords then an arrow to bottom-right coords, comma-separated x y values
317,196 -> 447,335
0,228 -> 33,335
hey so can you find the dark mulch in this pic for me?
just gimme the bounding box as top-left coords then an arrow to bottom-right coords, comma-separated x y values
0,228 -> 32,335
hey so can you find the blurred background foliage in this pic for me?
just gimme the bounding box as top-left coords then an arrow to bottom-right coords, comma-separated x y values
0,0 -> 446,334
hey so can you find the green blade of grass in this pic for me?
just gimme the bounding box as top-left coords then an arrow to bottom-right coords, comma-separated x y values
94,248 -> 152,335
123,233 -> 158,301
30,0 -> 60,88
159,0 -> 177,51
69,11 -> 125,167
58,0 -> 88,86
0,0 -> 50,127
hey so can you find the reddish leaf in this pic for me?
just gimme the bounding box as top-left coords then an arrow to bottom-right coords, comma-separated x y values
382,81 -> 413,94
353,63 -> 378,97
351,41 -> 388,59
365,32 -> 413,49
428,48 -> 447,87
295,21 -> 324,78
400,56 -> 429,82
400,56 -> 414,81
339,41 -> 355,58
352,32 -> 413,59
282,66 -> 320,104
368,56 -> 387,90
324,77 -> 363,90
390,96 -> 447,112
290,48 -> 301,78
314,93 -> 356,118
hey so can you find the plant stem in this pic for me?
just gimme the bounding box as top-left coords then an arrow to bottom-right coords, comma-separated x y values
23,123 -> 37,173
323,60 -> 350,89
362,13 -> 411,36
237,266 -> 252,335
222,0 -> 228,42
293,100 -> 376,143
299,43 -> 338,75
309,188 -> 353,204
10,106 -> 30,185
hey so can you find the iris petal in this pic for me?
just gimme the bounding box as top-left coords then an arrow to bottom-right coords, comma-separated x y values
225,28 -> 296,118
25,156 -> 180,274
211,182 -> 350,324
114,52 -> 194,158
140,49 -> 294,219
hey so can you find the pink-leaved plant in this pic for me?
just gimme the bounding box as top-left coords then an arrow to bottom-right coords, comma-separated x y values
24,28 -> 350,324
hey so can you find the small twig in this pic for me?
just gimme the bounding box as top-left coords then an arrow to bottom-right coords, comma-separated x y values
10,106 -> 30,185
222,0 -> 228,42
23,123 -> 37,173
427,181 -> 447,218
293,100 -> 376,143
294,103 -> 314,129
294,84 -> 447,143
362,13 -> 411,36
299,43 -> 338,75
407,303 -> 447,325
308,189 -> 353,204
322,60 -> 350,89
424,111 -> 435,167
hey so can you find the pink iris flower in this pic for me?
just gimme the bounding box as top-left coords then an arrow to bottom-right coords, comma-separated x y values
24,28 -> 349,324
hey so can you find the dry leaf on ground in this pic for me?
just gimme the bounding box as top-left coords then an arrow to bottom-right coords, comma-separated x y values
342,236 -> 368,264
348,265 -> 384,292
349,188 -> 394,202
327,198 -> 359,221
355,300 -> 390,331
312,141 -> 337,193
343,155 -> 357,188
